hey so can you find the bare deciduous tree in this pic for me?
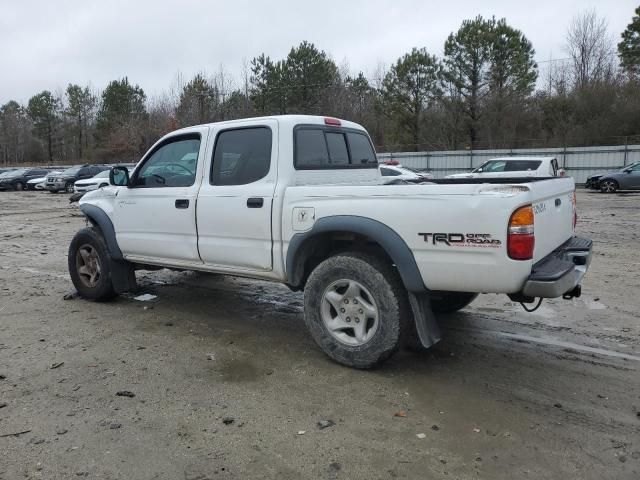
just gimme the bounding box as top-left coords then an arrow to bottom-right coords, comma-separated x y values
566,10 -> 615,88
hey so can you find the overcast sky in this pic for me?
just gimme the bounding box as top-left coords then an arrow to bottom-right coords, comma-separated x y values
1,0 -> 637,105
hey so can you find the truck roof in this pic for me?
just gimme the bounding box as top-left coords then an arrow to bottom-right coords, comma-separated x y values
172,115 -> 366,135
488,156 -> 556,162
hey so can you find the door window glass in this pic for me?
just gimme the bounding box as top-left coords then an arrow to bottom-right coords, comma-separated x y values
211,127 -> 272,186
135,136 -> 200,187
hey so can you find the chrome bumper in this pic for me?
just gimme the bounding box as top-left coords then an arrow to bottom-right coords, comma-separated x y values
522,236 -> 593,298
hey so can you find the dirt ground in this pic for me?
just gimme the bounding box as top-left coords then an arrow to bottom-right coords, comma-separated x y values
0,189 -> 639,480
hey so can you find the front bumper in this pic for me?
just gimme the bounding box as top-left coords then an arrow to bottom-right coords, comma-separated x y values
522,236 -> 592,298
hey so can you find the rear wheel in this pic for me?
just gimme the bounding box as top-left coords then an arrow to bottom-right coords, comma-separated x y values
303,252 -> 409,369
68,228 -> 116,301
14,182 -> 24,191
65,182 -> 75,193
600,179 -> 618,193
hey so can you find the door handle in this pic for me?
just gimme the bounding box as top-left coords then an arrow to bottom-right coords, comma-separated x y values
175,199 -> 189,209
247,197 -> 264,208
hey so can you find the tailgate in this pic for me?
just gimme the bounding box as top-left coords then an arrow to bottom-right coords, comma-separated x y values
530,178 -> 575,262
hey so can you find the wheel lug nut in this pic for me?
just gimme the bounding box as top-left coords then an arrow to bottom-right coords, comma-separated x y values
353,299 -> 358,304
340,308 -> 345,313
359,309 -> 363,314
344,299 -> 349,304
346,317 -> 351,322
355,318 -> 360,323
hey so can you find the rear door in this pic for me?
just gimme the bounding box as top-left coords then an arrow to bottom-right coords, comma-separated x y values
197,120 -> 277,271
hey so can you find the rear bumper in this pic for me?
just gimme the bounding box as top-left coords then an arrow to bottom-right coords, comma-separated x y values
522,236 -> 592,298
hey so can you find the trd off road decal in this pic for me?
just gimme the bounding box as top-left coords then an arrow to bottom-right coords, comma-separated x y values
418,232 -> 501,248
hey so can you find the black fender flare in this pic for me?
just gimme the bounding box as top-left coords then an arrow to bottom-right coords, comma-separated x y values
286,215 -> 427,293
79,204 -> 124,261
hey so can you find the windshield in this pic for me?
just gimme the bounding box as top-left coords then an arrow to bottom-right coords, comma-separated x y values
61,166 -> 81,176
474,160 -> 542,173
3,168 -> 27,177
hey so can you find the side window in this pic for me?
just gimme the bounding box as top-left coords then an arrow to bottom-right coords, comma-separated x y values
347,132 -> 376,165
484,161 -> 507,172
630,163 -> 640,172
135,136 -> 200,188
78,167 -> 91,177
380,167 -> 401,176
211,127 -> 272,186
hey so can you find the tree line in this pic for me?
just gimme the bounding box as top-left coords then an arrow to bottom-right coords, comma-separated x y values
1,7 -> 640,166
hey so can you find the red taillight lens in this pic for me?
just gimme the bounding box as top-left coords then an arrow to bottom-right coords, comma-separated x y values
324,117 -> 341,126
508,205 -> 535,260
508,234 -> 535,260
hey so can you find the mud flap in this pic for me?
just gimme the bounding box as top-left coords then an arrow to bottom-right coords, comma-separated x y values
110,260 -> 137,294
407,292 -> 442,348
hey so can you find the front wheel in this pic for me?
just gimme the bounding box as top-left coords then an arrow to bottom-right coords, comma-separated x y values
600,179 -> 618,193
68,227 -> 116,301
65,182 -> 75,193
303,252 -> 409,369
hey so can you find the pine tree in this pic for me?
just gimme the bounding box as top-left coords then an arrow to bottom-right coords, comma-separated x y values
618,6 -> 640,76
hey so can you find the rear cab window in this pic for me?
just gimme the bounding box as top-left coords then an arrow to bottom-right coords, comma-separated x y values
294,125 -> 377,170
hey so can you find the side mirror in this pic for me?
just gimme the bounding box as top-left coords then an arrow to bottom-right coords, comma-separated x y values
110,166 -> 130,187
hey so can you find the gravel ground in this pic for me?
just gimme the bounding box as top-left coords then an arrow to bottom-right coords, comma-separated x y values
0,189 -> 639,479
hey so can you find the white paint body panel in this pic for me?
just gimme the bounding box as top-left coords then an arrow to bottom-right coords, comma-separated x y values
79,116 -> 577,295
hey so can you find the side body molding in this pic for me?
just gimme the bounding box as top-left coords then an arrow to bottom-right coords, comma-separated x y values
79,204 -> 124,261
286,215 -> 427,292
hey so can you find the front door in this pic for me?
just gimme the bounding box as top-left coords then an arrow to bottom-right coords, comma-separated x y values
113,129 -> 208,263
623,162 -> 640,189
197,121 -> 277,271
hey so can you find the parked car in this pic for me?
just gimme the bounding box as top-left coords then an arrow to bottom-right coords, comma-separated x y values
74,168 -> 134,193
0,168 -> 17,175
27,171 -> 62,190
379,163 -> 434,183
446,157 -> 563,179
0,168 -> 51,191
585,162 -> 640,192
46,165 -> 110,193
68,115 -> 591,369
597,161 -> 640,193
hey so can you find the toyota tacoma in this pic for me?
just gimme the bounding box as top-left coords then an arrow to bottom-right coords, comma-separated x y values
68,115 -> 592,368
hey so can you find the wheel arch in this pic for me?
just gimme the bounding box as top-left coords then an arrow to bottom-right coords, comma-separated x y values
79,204 -> 124,261
286,215 -> 426,293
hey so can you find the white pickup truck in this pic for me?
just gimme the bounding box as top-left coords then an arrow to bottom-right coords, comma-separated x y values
69,115 -> 592,368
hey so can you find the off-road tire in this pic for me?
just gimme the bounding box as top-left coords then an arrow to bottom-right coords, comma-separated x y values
68,227 -> 116,301
303,252 -> 410,369
430,292 -> 479,313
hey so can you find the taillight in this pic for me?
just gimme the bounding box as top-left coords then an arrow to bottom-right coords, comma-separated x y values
508,205 -> 535,260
